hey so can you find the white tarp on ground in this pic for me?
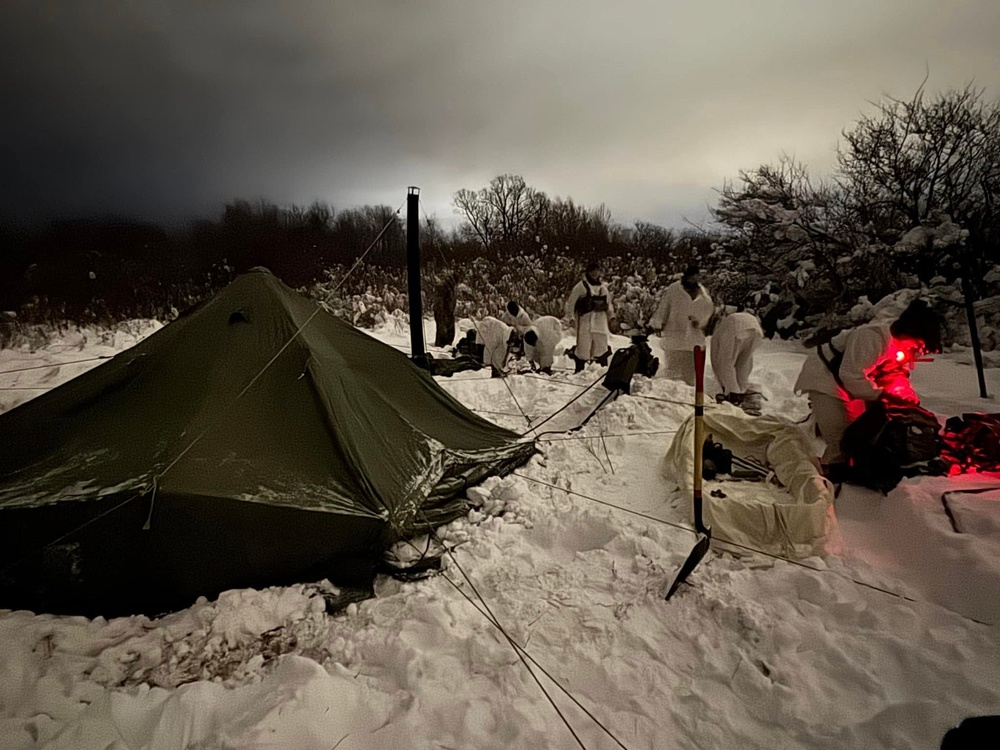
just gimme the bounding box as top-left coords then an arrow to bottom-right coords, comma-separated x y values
663,401 -> 838,557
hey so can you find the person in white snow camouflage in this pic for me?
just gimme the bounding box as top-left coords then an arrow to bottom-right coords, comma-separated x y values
501,300 -> 532,336
501,300 -> 532,360
794,298 -> 943,480
564,260 -> 615,373
648,265 -> 714,385
523,315 -> 563,375
710,309 -> 764,413
473,316 -> 518,378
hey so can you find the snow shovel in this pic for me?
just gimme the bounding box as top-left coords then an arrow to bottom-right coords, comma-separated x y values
665,345 -> 713,601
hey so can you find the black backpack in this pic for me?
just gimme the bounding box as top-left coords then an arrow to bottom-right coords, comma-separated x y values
841,400 -> 942,493
601,336 -> 659,394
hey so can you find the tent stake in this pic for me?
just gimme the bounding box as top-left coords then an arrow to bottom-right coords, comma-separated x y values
141,478 -> 158,531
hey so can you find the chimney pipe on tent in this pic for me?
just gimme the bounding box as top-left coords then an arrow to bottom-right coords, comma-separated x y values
406,186 -> 427,368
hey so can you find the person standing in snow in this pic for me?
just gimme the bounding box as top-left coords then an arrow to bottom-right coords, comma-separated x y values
648,265 -> 714,385
522,315 -> 564,375
432,272 -> 458,348
710,309 -> 765,412
474,315 -> 518,378
501,300 -> 532,359
794,298 -> 943,480
564,260 -> 615,373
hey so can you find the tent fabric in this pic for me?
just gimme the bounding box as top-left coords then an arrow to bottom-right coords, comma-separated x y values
663,402 -> 837,558
0,269 -> 535,616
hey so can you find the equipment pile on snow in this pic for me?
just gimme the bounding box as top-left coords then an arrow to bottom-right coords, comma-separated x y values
664,402 -> 837,557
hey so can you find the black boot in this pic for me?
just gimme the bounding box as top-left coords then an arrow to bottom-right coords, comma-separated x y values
574,355 -> 585,374
594,346 -> 612,367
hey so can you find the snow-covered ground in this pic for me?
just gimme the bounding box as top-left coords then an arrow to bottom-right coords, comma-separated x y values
1,323 -> 999,750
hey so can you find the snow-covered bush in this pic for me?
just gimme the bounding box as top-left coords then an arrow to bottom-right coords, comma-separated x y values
303,253 -> 682,335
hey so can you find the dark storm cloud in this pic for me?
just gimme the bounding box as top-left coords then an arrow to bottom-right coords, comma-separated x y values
0,0 -> 399,224
2,0 -> 999,229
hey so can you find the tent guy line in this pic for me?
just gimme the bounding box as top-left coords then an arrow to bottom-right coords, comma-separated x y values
465,315 -> 536,429
0,355 -> 113,375
600,431 -> 615,474
472,408 -> 544,419
418,195 -> 451,267
415,514 -> 599,750
532,430 -> 680,442
519,373 -> 726,411
436,561 -> 632,750
520,373 -> 607,436
514,472 -> 996,627
397,533 -> 602,749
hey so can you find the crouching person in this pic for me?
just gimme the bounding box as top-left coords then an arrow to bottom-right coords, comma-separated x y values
794,298 -> 942,482
476,316 -> 517,378
501,300 -> 532,360
564,260 -> 614,373
711,310 -> 764,414
523,316 -> 563,375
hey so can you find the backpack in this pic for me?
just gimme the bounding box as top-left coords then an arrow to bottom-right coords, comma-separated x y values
841,400 -> 943,493
601,336 -> 659,394
702,437 -> 733,480
603,346 -> 640,393
633,336 -> 659,378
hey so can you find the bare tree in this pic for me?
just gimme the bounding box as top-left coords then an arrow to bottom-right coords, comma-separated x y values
453,175 -> 546,251
453,188 -> 493,249
332,205 -> 404,265
631,221 -> 675,261
711,154 -> 903,318
305,201 -> 334,231
537,197 -> 617,257
838,82 -> 1000,286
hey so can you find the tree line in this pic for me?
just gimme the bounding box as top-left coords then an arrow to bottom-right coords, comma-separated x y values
0,184 -> 708,325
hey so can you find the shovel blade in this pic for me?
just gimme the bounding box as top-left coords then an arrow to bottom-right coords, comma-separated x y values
664,531 -> 712,601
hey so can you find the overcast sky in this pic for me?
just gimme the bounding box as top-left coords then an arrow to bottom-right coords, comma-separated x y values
2,0 -> 999,231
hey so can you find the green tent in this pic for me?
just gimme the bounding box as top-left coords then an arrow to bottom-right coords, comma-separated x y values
0,269 -> 534,616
